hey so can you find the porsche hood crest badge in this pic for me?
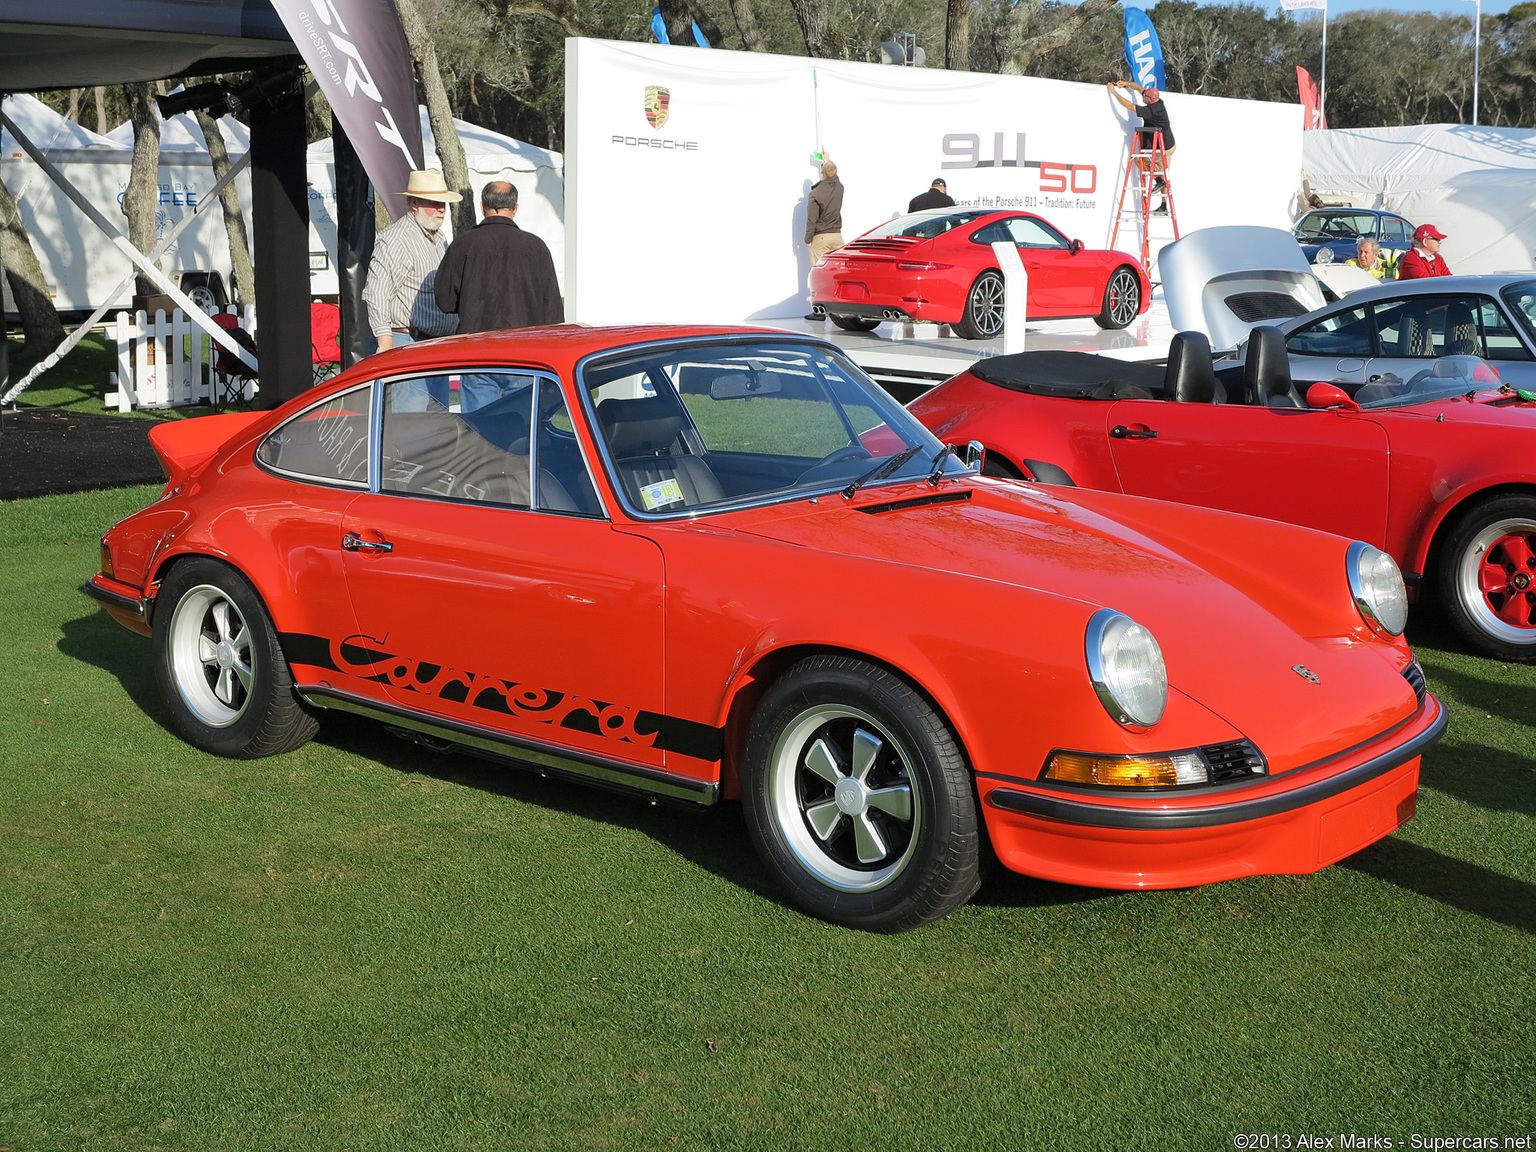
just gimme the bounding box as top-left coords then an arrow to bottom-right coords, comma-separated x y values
1292,664 -> 1321,684
644,86 -> 671,130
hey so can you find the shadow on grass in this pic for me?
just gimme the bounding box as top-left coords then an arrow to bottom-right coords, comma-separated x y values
1421,742 -> 1536,818
56,609 -> 168,726
1417,657 -> 1536,727
1342,837 -> 1536,935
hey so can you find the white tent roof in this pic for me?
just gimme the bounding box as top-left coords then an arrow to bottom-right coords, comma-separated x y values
1304,124 -> 1536,273
102,89 -> 250,153
1,92 -> 119,156
307,105 -> 561,173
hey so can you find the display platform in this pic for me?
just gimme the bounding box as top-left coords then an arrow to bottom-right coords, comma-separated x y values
752,295 -> 1175,403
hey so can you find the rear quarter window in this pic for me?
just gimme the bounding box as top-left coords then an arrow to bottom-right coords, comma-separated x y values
255,383 -> 373,487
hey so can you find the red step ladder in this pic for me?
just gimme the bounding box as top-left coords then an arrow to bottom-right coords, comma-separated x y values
1110,130 -> 1180,278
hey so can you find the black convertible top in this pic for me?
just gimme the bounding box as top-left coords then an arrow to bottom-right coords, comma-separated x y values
969,351 -> 1165,400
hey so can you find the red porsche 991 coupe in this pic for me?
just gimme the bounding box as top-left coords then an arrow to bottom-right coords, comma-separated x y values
809,209 -> 1150,338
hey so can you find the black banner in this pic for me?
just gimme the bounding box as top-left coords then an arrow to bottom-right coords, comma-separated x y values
269,0 -> 422,220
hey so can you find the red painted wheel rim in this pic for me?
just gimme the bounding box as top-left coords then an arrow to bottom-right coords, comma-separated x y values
1478,529 -> 1536,628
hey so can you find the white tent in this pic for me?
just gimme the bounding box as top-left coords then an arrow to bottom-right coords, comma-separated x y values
1304,124 -> 1536,274
2,92 -> 119,157
308,105 -> 565,292
103,108 -> 250,154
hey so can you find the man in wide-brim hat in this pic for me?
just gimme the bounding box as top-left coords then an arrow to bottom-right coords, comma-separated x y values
362,170 -> 463,370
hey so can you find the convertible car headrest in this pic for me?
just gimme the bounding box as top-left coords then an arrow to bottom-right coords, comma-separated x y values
1242,325 -> 1291,405
1164,331 -> 1224,403
598,395 -> 686,456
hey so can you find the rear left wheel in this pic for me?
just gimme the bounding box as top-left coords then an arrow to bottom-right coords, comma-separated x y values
1096,266 -> 1140,330
153,557 -> 320,757
1438,495 -> 1536,662
742,656 -> 982,932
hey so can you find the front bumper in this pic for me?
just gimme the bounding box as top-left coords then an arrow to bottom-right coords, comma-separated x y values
980,693 -> 1446,889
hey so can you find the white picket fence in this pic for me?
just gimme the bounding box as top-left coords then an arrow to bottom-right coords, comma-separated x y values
105,304 -> 258,411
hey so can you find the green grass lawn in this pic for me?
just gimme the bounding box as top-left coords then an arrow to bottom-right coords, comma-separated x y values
2,485 -> 1532,1151
6,333 -> 221,420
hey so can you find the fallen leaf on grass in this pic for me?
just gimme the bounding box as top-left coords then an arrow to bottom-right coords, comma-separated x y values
705,1040 -> 719,1053
399,779 -> 428,787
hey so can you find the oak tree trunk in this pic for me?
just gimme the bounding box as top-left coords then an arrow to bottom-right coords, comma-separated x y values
397,0 -> 476,235
195,107 -> 255,308
0,172 -> 65,357
946,0 -> 971,70
123,82 -> 161,298
728,0 -> 767,51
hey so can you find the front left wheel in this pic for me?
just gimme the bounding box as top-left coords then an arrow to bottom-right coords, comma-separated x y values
153,557 -> 320,758
742,656 -> 983,932
1095,266 -> 1141,330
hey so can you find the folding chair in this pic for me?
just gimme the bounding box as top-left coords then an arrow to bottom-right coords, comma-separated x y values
311,301 -> 342,386
211,312 -> 259,408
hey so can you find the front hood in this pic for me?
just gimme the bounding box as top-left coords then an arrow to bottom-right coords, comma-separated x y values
722,480 -> 1415,770
1162,226 -> 1328,352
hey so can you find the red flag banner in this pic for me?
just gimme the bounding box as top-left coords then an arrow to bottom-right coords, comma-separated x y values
1296,65 -> 1328,130
268,0 -> 423,217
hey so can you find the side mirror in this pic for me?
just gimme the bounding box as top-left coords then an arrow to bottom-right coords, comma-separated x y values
1305,382 -> 1361,411
1071,239 -> 1085,254
962,440 -> 985,468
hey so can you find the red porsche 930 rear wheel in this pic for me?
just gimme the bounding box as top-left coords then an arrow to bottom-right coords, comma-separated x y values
1440,495 -> 1536,662
1096,267 -> 1140,330
742,656 -> 982,932
153,557 -> 320,758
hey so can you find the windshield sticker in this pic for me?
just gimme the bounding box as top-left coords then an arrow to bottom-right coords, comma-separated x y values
640,478 -> 685,509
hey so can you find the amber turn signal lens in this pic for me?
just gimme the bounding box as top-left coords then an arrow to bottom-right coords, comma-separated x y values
1043,751 -> 1208,787
100,540 -> 115,580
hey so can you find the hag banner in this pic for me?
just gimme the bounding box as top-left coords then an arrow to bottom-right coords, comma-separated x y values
268,0 -> 422,217
1122,9 -> 1167,93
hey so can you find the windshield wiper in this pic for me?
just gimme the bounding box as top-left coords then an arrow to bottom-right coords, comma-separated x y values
843,444 -> 923,499
926,444 -> 965,485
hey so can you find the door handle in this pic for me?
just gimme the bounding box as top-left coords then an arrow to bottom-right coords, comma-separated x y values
342,531 -> 394,553
1111,425 -> 1159,440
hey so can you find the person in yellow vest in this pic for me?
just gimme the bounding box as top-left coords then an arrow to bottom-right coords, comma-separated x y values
1346,237 -> 1389,280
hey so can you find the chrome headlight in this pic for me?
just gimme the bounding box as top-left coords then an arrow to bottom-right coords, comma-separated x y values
1347,541 -> 1408,636
1085,609 -> 1168,729
1315,245 -> 1335,265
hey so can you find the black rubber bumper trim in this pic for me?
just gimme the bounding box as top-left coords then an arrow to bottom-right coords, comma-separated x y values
985,697 -> 1446,831
297,684 -> 719,808
81,579 -> 146,620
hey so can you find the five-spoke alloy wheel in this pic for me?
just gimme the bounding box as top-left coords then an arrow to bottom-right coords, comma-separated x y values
1439,495 -> 1536,662
154,557 -> 319,757
743,656 -> 982,932
1096,266 -> 1141,330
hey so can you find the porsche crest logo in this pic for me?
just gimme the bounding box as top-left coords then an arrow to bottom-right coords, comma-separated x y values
1292,664 -> 1322,684
644,86 -> 671,130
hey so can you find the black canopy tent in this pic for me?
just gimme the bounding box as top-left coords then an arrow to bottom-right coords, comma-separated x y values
0,1 -> 375,407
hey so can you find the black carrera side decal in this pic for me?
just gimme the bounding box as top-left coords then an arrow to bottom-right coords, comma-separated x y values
277,631 -> 725,762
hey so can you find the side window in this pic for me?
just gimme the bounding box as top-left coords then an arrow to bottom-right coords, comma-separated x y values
256,383 -> 372,487
970,221 -> 1009,246
1382,217 -> 1408,244
1004,216 -> 1066,248
534,384 -> 603,515
1478,299 -> 1533,361
1374,296 -> 1495,358
381,371 -> 537,506
1286,305 -> 1373,357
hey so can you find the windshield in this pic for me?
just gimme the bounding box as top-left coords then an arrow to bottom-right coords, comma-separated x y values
1351,355 -> 1504,410
866,210 -> 988,241
1501,280 -> 1536,346
580,340 -> 970,516
1292,212 -> 1378,241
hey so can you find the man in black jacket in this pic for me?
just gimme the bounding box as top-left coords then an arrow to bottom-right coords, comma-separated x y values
908,178 -> 955,213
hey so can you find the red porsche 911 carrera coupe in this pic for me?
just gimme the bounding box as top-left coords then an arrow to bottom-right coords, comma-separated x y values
809,209 -> 1150,338
85,326 -> 1441,932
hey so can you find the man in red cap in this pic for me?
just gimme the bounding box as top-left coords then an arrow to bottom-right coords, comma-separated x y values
1398,224 -> 1451,279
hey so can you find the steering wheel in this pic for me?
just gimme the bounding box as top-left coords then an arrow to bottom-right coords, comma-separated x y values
796,444 -> 873,483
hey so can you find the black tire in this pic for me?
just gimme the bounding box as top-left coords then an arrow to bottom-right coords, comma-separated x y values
981,452 -> 1024,479
1436,494 -> 1536,662
742,655 -> 982,932
1095,266 -> 1141,330
153,557 -> 320,758
956,271 -> 1005,340
831,315 -> 881,332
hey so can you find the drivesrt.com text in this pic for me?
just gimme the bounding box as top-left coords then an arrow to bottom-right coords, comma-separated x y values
1232,1135 -> 1532,1149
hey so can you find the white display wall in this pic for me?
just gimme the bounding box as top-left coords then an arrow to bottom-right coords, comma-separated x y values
565,38 -> 1305,324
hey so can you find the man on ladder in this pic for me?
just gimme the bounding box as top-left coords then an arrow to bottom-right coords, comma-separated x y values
1108,80 -> 1175,214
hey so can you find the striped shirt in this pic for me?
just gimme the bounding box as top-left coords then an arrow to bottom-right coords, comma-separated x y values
363,212 -> 448,337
